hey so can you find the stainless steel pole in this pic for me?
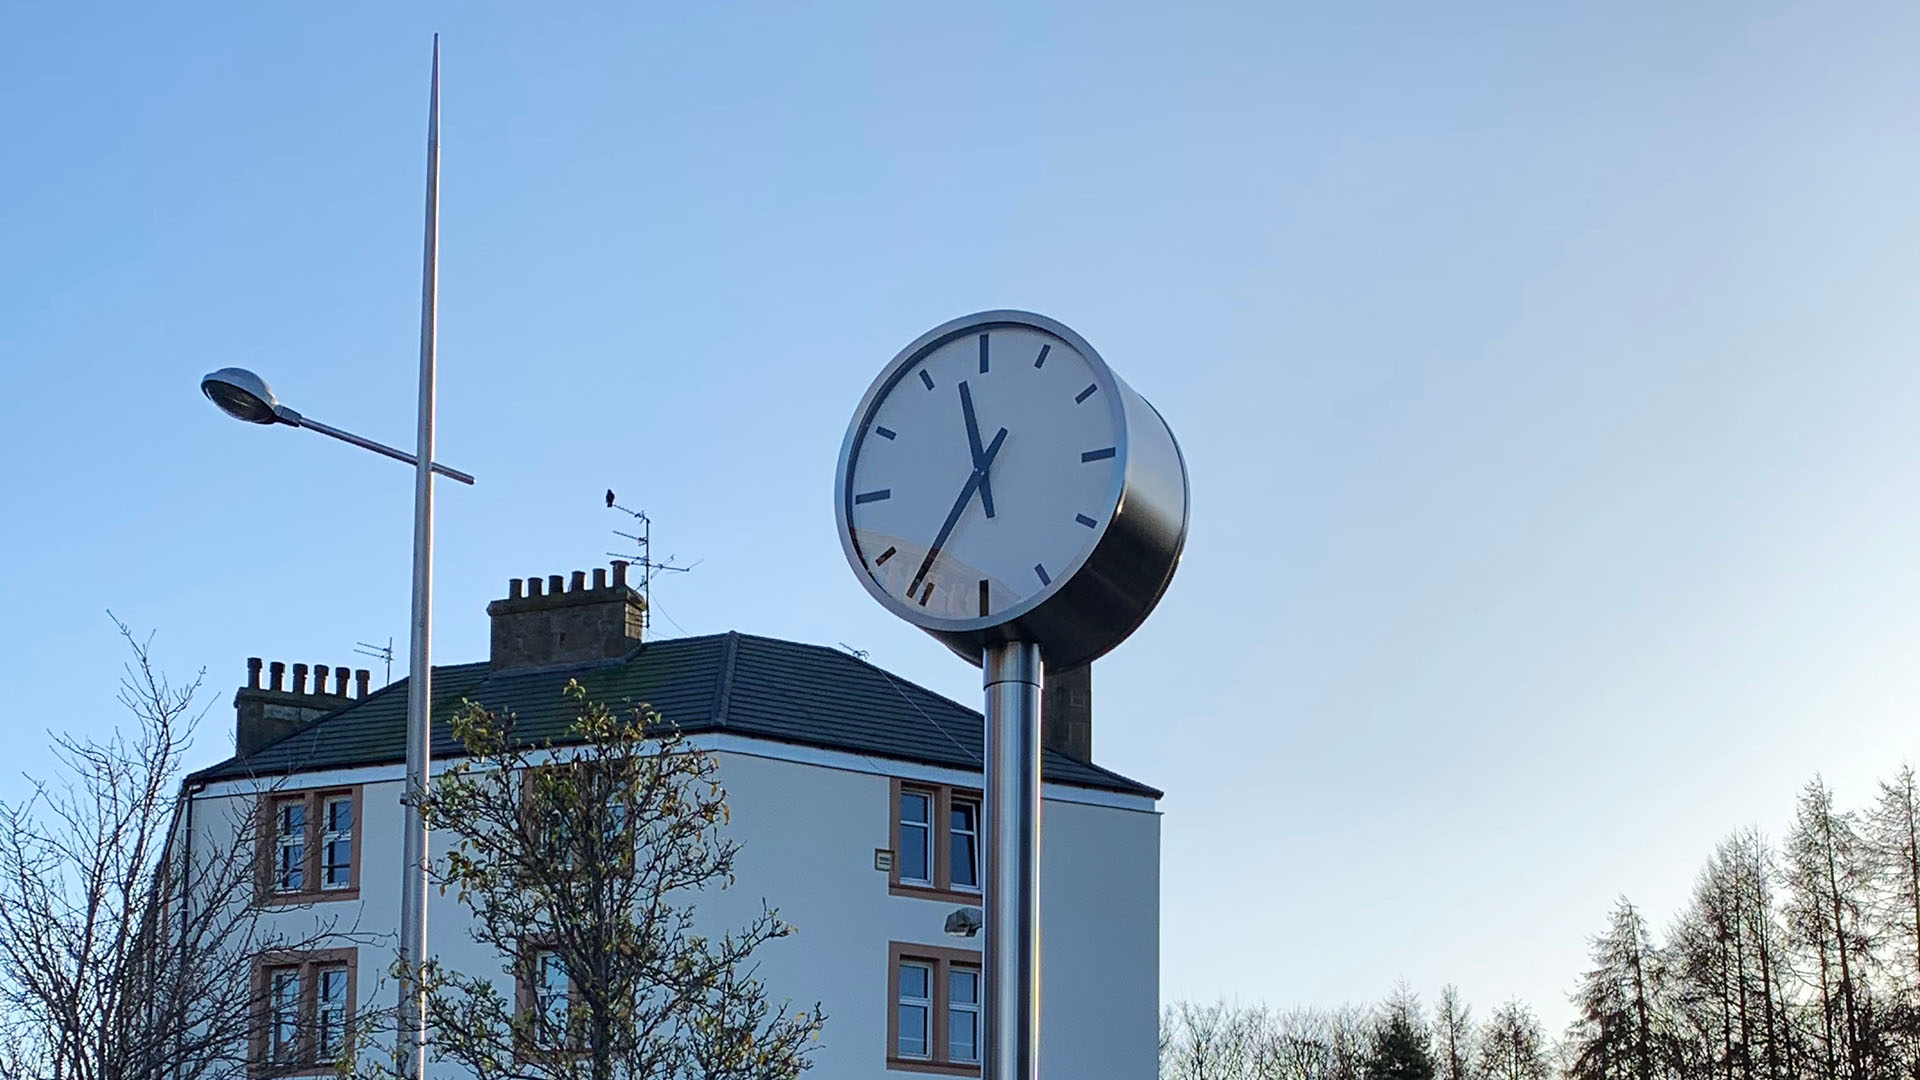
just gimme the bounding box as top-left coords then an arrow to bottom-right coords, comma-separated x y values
397,34 -> 441,1080
982,642 -> 1043,1080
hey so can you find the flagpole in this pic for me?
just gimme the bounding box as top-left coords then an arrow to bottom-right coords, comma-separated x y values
397,32 -> 440,1080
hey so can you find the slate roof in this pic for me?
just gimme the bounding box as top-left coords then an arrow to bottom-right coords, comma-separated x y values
188,632 -> 1160,799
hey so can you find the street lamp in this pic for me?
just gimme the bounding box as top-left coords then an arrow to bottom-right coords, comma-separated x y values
201,37 -> 453,1080
199,360 -> 470,1079
200,368 -> 475,485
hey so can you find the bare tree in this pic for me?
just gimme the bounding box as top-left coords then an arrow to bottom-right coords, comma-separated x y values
0,618 -> 346,1080
1786,779 -> 1878,1080
360,680 -> 822,1080
1162,1001 -> 1257,1080
1866,765 -> 1920,1078
1479,1001 -> 1549,1080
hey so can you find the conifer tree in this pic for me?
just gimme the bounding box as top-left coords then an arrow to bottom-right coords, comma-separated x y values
1367,986 -> 1436,1080
1567,898 -> 1670,1080
1434,985 -> 1476,1080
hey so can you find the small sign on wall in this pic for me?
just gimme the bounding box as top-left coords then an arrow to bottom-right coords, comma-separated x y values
874,848 -> 894,872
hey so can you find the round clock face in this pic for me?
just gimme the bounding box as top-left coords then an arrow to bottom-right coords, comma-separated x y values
842,321 -> 1123,626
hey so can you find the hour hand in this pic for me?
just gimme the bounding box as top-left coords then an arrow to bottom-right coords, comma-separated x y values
959,381 -> 996,519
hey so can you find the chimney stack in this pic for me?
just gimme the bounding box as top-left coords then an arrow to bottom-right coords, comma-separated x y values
1041,662 -> 1092,761
486,561 -> 646,671
233,657 -> 374,755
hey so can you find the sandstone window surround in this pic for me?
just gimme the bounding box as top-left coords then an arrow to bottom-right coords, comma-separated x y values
257,786 -> 361,905
251,947 -> 356,1077
886,941 -> 983,1076
513,939 -> 584,1059
889,779 -> 982,903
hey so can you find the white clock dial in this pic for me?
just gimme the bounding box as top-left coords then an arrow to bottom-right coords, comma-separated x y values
844,325 -> 1122,623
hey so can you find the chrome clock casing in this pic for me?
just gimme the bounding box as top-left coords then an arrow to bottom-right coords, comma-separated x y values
835,310 -> 1189,669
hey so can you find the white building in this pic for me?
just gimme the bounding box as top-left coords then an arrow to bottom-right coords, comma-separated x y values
171,562 -> 1160,1078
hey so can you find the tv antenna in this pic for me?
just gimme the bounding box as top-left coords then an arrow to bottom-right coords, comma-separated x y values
605,489 -> 698,630
353,637 -> 395,686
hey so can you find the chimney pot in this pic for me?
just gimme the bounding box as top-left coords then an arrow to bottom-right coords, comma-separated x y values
314,664 -> 330,694
269,661 -> 285,692
592,568 -> 607,589
548,574 -> 564,595
528,577 -> 544,597
333,667 -> 349,696
570,570 -> 586,592
292,663 -> 309,695
247,657 -> 263,690
355,669 -> 371,698
612,560 -> 629,587
509,578 -> 523,600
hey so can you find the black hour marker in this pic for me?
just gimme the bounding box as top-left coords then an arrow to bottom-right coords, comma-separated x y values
1033,344 -> 1051,368
979,333 -> 990,374
1034,564 -> 1051,587
1075,383 -> 1098,404
875,426 -> 897,440
920,369 -> 935,391
918,581 -> 934,606
1075,514 -> 1098,528
1081,447 -> 1116,462
978,579 -> 990,617
854,489 -> 891,504
875,546 -> 897,565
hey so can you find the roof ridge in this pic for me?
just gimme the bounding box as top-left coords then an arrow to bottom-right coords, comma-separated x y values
707,630 -> 742,727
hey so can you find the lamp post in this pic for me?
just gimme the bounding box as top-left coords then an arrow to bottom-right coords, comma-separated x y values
200,36 -> 456,1080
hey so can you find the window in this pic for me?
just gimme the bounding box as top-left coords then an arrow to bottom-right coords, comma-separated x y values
948,967 -> 980,1065
898,960 -> 933,1059
524,764 -> 635,872
274,801 -> 305,893
890,781 -> 982,901
899,791 -> 933,886
269,969 -> 301,1063
887,943 -> 982,1074
316,967 -> 349,1059
535,950 -> 570,1044
319,796 -> 353,890
252,949 -> 356,1075
514,941 -> 582,1056
259,787 -> 360,903
949,799 -> 979,892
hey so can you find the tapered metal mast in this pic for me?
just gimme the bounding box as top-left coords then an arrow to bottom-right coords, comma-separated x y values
396,33 -> 441,1080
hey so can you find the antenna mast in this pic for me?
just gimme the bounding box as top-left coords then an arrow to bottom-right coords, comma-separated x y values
354,637 -> 396,686
605,491 -> 696,630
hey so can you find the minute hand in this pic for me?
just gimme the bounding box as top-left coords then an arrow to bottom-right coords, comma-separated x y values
906,426 -> 1009,601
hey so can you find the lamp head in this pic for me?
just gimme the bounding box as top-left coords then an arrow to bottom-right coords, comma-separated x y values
200,367 -> 284,425
944,906 -> 983,939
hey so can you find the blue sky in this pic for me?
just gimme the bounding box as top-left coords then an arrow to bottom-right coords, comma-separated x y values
5,1 -> 1920,1032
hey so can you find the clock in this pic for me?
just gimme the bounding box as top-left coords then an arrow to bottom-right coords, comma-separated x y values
834,310 -> 1189,669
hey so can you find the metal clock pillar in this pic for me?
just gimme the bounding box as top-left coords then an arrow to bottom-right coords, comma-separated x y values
983,641 -> 1044,1080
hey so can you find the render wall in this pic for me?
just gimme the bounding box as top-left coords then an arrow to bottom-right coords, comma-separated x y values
187,743 -> 1160,1080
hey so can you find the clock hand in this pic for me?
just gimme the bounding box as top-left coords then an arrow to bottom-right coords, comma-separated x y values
906,427 -> 1009,601
959,381 -> 996,519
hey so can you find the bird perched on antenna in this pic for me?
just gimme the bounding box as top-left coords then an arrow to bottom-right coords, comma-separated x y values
605,489 -> 616,508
